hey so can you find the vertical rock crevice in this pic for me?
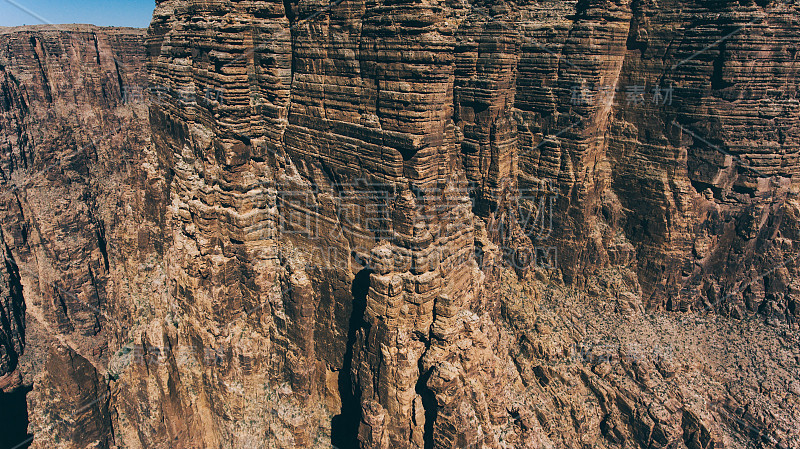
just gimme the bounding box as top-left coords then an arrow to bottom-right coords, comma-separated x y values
332,267 -> 370,448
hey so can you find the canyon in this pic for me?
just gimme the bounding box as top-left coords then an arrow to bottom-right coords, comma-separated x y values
0,0 -> 799,448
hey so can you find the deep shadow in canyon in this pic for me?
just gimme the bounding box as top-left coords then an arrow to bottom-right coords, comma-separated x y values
0,385 -> 33,449
331,268 -> 371,448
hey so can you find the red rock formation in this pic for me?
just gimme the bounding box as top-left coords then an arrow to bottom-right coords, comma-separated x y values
0,0 -> 798,448
0,24 -> 151,449
143,0 -> 800,447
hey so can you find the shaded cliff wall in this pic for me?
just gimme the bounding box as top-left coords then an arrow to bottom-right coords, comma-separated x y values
463,0 -> 800,315
0,25 -> 156,449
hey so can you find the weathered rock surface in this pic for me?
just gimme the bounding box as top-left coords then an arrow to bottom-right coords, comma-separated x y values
499,267 -> 800,449
0,0 -> 798,448
0,24 -> 153,449
141,0 -> 799,447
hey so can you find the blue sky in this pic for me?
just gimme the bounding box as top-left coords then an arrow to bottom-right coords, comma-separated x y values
0,0 -> 155,28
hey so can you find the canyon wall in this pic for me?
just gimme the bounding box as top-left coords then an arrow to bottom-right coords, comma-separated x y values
141,0 -> 799,447
0,24 -> 156,449
0,0 -> 798,448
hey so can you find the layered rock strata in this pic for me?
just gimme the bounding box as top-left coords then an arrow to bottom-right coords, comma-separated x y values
0,24 -> 153,449
0,0 -> 798,448
142,0 -> 799,447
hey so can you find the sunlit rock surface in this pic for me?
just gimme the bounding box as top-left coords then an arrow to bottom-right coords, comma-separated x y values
0,0 -> 798,447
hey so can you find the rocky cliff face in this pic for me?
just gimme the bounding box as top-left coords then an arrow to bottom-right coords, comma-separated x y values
0,24 -> 154,449
140,0 -> 799,447
1,0 -> 799,448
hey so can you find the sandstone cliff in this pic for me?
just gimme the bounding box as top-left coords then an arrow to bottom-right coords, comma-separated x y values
0,0 -> 799,448
0,24 -> 153,449
140,0 -> 799,447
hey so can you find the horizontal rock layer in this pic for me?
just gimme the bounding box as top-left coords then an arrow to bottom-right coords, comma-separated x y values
142,0 -> 800,447
0,24 -> 153,449
0,0 -> 798,448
